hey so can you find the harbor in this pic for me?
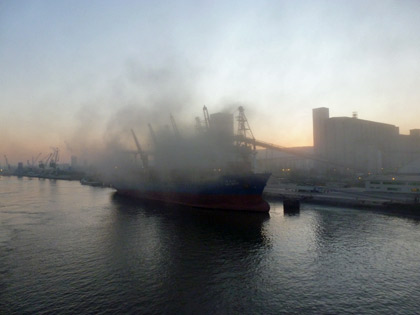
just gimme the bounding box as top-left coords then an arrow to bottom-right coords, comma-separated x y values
3,105 -> 420,215
3,1 -> 420,313
2,176 -> 420,314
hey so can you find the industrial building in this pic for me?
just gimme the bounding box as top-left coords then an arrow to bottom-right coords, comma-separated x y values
256,147 -> 314,174
313,107 -> 420,174
365,175 -> 420,193
256,107 -> 420,176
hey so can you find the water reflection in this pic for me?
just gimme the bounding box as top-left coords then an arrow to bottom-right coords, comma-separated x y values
103,193 -> 272,312
110,193 -> 270,241
3,177 -> 420,314
283,212 -> 300,217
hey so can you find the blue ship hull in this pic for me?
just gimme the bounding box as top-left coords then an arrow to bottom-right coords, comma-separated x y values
113,173 -> 271,212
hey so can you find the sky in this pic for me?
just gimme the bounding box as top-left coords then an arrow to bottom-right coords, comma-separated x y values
1,0 -> 420,164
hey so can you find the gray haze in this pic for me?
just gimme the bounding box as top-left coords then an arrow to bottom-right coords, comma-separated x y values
2,1 -> 420,163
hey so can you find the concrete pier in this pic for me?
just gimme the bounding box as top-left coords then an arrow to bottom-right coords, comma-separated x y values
264,185 -> 420,211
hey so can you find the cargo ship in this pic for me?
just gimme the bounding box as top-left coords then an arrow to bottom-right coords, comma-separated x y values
107,106 -> 271,212
112,172 -> 270,212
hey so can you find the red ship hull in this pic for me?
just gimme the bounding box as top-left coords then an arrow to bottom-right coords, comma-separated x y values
116,190 -> 270,212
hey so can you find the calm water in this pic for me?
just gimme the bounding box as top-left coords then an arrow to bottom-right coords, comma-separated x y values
1,177 -> 420,314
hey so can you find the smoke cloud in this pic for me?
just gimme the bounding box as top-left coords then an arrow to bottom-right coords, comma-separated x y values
63,61 -> 254,183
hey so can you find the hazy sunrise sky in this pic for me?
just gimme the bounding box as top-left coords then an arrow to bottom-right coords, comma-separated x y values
1,0 -> 420,163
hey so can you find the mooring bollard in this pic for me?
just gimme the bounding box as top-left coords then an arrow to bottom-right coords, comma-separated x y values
283,198 -> 300,213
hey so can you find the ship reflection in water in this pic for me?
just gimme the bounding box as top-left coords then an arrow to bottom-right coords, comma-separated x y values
110,192 -> 270,240
1,177 -> 420,313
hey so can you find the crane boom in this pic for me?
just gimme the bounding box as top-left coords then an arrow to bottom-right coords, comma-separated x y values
49,148 -> 59,169
39,153 -> 51,169
34,152 -> 42,164
195,117 -> 203,134
237,106 -> 255,140
131,129 -> 149,168
231,106 -> 362,172
45,153 -> 52,165
236,136 -> 363,172
4,155 -> 10,170
170,114 -> 180,138
235,106 -> 256,151
148,123 -> 158,146
203,106 -> 210,130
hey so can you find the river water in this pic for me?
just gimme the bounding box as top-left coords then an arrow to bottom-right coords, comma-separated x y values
1,176 -> 420,314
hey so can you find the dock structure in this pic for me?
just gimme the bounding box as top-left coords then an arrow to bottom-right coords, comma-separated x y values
264,185 -> 420,211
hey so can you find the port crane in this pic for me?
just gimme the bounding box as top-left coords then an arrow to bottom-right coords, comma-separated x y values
235,106 -> 256,150
130,105 -> 360,173
203,106 -> 210,130
195,117 -> 203,134
233,108 -> 363,172
4,155 -> 11,170
148,123 -> 158,146
39,153 -> 52,169
239,137 -> 335,166
131,129 -> 149,168
170,114 -> 181,138
32,152 -> 42,166
224,106 -> 361,172
49,148 -> 59,169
